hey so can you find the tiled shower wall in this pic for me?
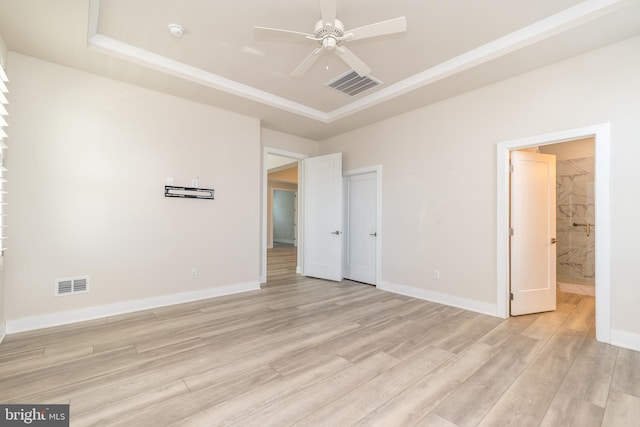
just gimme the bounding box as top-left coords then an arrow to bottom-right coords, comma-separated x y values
556,156 -> 595,286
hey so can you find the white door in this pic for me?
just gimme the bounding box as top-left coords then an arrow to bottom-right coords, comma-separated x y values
302,153 -> 343,281
510,151 -> 557,315
344,172 -> 377,284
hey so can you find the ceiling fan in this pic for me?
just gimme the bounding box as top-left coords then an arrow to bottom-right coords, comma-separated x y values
255,0 -> 407,77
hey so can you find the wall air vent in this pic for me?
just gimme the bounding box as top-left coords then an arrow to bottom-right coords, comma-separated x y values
55,276 -> 89,296
325,70 -> 382,96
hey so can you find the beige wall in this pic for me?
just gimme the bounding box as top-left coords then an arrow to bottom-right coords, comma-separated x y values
320,35 -> 640,338
0,31 -> 7,69
5,53 -> 261,325
261,128 -> 318,157
268,167 -> 298,184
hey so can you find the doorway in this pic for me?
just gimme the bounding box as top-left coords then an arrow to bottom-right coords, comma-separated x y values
497,123 -> 611,343
509,139 -> 595,316
540,138 -> 596,297
262,148 -> 346,284
261,147 -> 307,283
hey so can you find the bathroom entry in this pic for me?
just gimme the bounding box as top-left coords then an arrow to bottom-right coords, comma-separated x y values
509,137 -> 596,316
539,138 -> 596,296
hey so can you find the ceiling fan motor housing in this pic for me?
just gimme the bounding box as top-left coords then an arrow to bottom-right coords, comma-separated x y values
314,19 -> 345,40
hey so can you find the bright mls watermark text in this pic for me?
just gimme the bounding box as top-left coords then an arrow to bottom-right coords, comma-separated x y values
0,405 -> 69,426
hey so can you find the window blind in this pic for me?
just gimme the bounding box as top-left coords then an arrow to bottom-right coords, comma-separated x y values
0,61 -> 8,256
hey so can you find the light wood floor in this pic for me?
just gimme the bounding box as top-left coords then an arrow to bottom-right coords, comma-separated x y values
1,245 -> 639,426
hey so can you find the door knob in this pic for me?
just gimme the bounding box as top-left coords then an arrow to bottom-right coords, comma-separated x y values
331,230 -> 341,235
551,237 -> 557,244
369,232 -> 377,236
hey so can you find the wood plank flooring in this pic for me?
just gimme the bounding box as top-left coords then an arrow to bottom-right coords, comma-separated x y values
0,244 -> 638,426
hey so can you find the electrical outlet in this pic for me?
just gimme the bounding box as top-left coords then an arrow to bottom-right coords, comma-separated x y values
433,270 -> 440,280
191,177 -> 199,187
190,268 -> 198,279
167,176 -> 174,185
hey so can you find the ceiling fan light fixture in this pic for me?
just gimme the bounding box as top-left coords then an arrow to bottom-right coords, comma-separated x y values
323,37 -> 337,51
168,24 -> 185,38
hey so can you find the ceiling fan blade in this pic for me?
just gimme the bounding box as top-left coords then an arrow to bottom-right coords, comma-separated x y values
254,26 -> 316,41
343,16 -> 407,41
320,0 -> 337,27
335,46 -> 371,77
291,47 -> 325,77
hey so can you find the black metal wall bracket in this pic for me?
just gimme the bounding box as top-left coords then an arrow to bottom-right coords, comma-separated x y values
164,185 -> 215,200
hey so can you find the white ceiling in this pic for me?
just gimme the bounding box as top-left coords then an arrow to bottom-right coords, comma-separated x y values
1,0 -> 640,140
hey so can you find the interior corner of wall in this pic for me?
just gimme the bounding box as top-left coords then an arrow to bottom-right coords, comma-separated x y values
0,33 -> 7,69
0,321 -> 6,345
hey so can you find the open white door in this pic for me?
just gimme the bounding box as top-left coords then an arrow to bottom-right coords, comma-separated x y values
344,172 -> 377,284
510,151 -> 557,315
302,153 -> 343,281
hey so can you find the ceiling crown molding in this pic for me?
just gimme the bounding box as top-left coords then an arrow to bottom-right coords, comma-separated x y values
86,0 -> 636,124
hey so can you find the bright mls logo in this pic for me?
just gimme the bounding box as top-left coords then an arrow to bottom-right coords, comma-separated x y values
0,405 -> 69,426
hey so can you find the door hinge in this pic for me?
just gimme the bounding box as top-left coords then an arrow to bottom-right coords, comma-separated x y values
510,292 -> 514,301
509,228 -> 514,236
509,164 -> 514,173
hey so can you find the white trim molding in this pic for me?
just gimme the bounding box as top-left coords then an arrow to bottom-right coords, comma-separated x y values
496,123 -> 611,344
87,0 -> 634,123
611,329 -> 640,352
6,281 -> 259,334
379,281 -> 498,317
0,322 -> 6,344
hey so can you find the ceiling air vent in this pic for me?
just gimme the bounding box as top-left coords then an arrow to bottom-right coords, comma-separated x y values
325,70 -> 382,96
55,276 -> 89,296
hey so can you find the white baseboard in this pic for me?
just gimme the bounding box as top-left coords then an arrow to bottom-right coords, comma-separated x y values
274,239 -> 295,245
611,329 -> 640,352
378,281 -> 499,317
6,281 -> 260,335
0,322 -> 6,344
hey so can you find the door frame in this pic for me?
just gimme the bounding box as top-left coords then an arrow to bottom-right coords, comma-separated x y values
261,147 -> 308,283
496,123 -> 611,343
343,165 -> 383,287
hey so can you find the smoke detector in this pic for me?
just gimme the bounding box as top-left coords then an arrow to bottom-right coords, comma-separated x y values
168,24 -> 185,38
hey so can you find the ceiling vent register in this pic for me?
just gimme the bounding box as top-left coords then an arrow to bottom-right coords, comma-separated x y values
325,70 -> 381,96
